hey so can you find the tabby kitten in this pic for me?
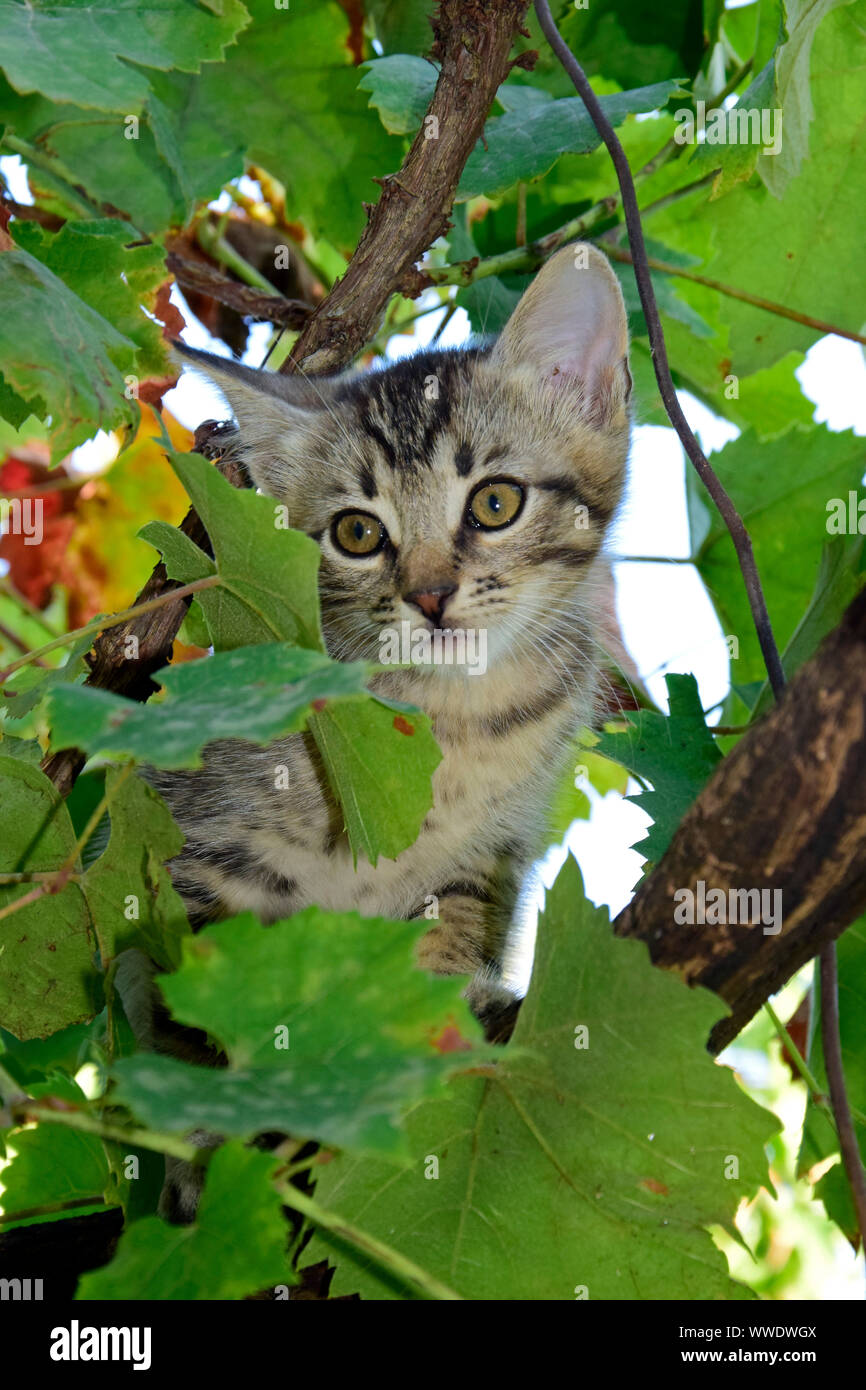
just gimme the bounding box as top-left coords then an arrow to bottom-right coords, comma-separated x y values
124,243 -> 631,1217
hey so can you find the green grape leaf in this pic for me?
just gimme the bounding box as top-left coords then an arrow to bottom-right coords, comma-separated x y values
0,82 -> 199,235
82,769 -> 190,970
76,1142 -> 294,1299
594,674 -> 722,866
359,54 -> 435,134
111,909 -> 488,1158
0,1075 -> 111,1230
47,645 -> 372,769
458,81 -> 685,202
1,630 -> 94,720
0,757 -> 101,1040
696,4 -> 866,373
0,0 -> 251,113
692,0 -> 852,199
153,0 -> 401,249
751,533 -> 866,720
142,448 -> 324,651
0,250 -> 136,459
307,857 -> 777,1300
360,59 -> 682,200
12,219 -> 170,381
311,696 -> 442,866
688,424 -> 866,685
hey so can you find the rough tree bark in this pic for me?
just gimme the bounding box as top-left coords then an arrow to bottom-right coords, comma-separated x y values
614,586 -> 866,1053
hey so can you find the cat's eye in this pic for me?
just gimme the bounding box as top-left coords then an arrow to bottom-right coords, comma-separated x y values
332,510 -> 387,556
467,479 -> 525,530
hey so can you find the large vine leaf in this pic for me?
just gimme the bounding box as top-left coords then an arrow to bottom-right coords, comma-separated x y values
693,0 -> 854,199
0,77 -> 210,234
76,1142 -> 294,1299
153,0 -> 401,249
307,857 -> 777,1300
458,81 -> 685,201
0,0 -> 251,113
110,909 -> 489,1158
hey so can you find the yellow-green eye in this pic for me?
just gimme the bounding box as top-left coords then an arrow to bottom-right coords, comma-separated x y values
467,479 -> 525,530
332,511 -> 386,556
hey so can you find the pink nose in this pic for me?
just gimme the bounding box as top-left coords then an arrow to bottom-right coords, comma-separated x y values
405,585 -> 456,622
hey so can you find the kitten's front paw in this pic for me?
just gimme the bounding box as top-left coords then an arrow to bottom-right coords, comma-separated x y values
464,966 -> 522,1045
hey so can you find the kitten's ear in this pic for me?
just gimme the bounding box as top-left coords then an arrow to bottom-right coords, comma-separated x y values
171,342 -> 331,493
491,243 -> 631,423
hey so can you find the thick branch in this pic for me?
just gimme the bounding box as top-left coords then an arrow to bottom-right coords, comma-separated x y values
613,588 -> 866,1054
280,0 -> 531,376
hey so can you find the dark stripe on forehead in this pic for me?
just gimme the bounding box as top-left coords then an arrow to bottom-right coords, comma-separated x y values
419,391 -> 453,464
360,410 -> 398,469
454,443 -> 474,477
359,463 -> 377,499
347,346 -> 478,471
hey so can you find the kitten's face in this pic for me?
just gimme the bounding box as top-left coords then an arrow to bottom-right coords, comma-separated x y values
280,348 -> 629,672
180,244 -> 631,679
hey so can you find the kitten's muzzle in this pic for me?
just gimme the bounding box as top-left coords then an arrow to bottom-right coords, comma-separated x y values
404,584 -> 457,624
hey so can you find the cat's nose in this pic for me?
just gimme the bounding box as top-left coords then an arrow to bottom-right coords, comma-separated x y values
404,584 -> 457,623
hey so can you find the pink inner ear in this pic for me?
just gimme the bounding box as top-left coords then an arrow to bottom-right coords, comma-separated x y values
543,357 -> 593,395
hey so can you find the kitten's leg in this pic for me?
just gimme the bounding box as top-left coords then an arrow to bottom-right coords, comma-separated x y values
415,892 -> 520,1044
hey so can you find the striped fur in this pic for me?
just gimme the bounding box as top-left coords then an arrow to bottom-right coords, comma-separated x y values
151,245 -> 631,1020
